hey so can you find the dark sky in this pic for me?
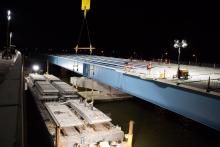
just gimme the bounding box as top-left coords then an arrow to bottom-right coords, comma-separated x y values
0,0 -> 220,62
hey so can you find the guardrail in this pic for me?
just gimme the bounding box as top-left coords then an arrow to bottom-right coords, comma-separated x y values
151,58 -> 220,69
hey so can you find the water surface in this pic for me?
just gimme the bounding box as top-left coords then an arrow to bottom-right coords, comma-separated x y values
95,98 -> 220,147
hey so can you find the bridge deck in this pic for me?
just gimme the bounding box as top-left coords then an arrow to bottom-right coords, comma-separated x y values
52,55 -> 220,93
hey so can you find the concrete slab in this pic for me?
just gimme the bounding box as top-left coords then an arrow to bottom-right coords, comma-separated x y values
45,102 -> 83,127
35,81 -> 59,94
44,74 -> 60,82
78,91 -> 132,101
52,81 -> 75,94
68,99 -> 111,124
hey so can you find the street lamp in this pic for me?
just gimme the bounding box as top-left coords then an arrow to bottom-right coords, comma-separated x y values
174,39 -> 188,78
161,51 -> 168,61
7,10 -> 11,20
192,54 -> 197,65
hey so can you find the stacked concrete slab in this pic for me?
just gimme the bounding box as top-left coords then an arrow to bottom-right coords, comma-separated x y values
29,74 -> 59,101
27,73 -> 124,146
35,81 -> 59,100
52,81 -> 78,98
29,74 -> 46,83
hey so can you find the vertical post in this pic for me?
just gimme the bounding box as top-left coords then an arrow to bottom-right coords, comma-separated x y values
89,44 -> 92,55
75,45 -> 78,54
164,69 -> 166,79
7,17 -> 10,48
9,32 -> 12,47
207,76 -> 211,92
177,47 -> 181,78
178,47 -> 181,70
46,60 -> 49,74
128,120 -> 134,135
127,120 -> 134,147
56,126 -> 61,147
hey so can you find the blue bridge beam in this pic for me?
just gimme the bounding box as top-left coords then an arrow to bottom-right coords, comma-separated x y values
48,55 -> 220,131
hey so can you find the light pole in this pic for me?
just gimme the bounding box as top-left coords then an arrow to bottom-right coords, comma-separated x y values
192,54 -> 197,65
164,52 -> 168,63
174,40 -> 188,77
161,52 -> 168,61
7,10 -> 12,49
9,32 -> 12,47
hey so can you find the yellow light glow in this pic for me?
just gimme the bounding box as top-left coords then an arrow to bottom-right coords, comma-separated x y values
81,0 -> 90,10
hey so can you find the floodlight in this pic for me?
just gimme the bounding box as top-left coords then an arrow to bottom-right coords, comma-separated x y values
32,65 -> 40,72
7,15 -> 11,21
174,40 -> 180,48
181,40 -> 188,48
7,10 -> 11,16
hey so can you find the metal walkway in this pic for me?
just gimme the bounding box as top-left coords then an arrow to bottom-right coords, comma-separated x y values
48,54 -> 220,131
0,51 -> 23,147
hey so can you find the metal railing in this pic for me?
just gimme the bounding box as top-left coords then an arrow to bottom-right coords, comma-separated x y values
151,58 -> 220,69
178,77 -> 220,92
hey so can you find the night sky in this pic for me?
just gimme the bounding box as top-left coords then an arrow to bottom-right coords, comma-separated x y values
0,1 -> 220,63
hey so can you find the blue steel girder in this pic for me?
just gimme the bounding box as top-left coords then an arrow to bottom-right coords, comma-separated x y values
48,55 -> 220,131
